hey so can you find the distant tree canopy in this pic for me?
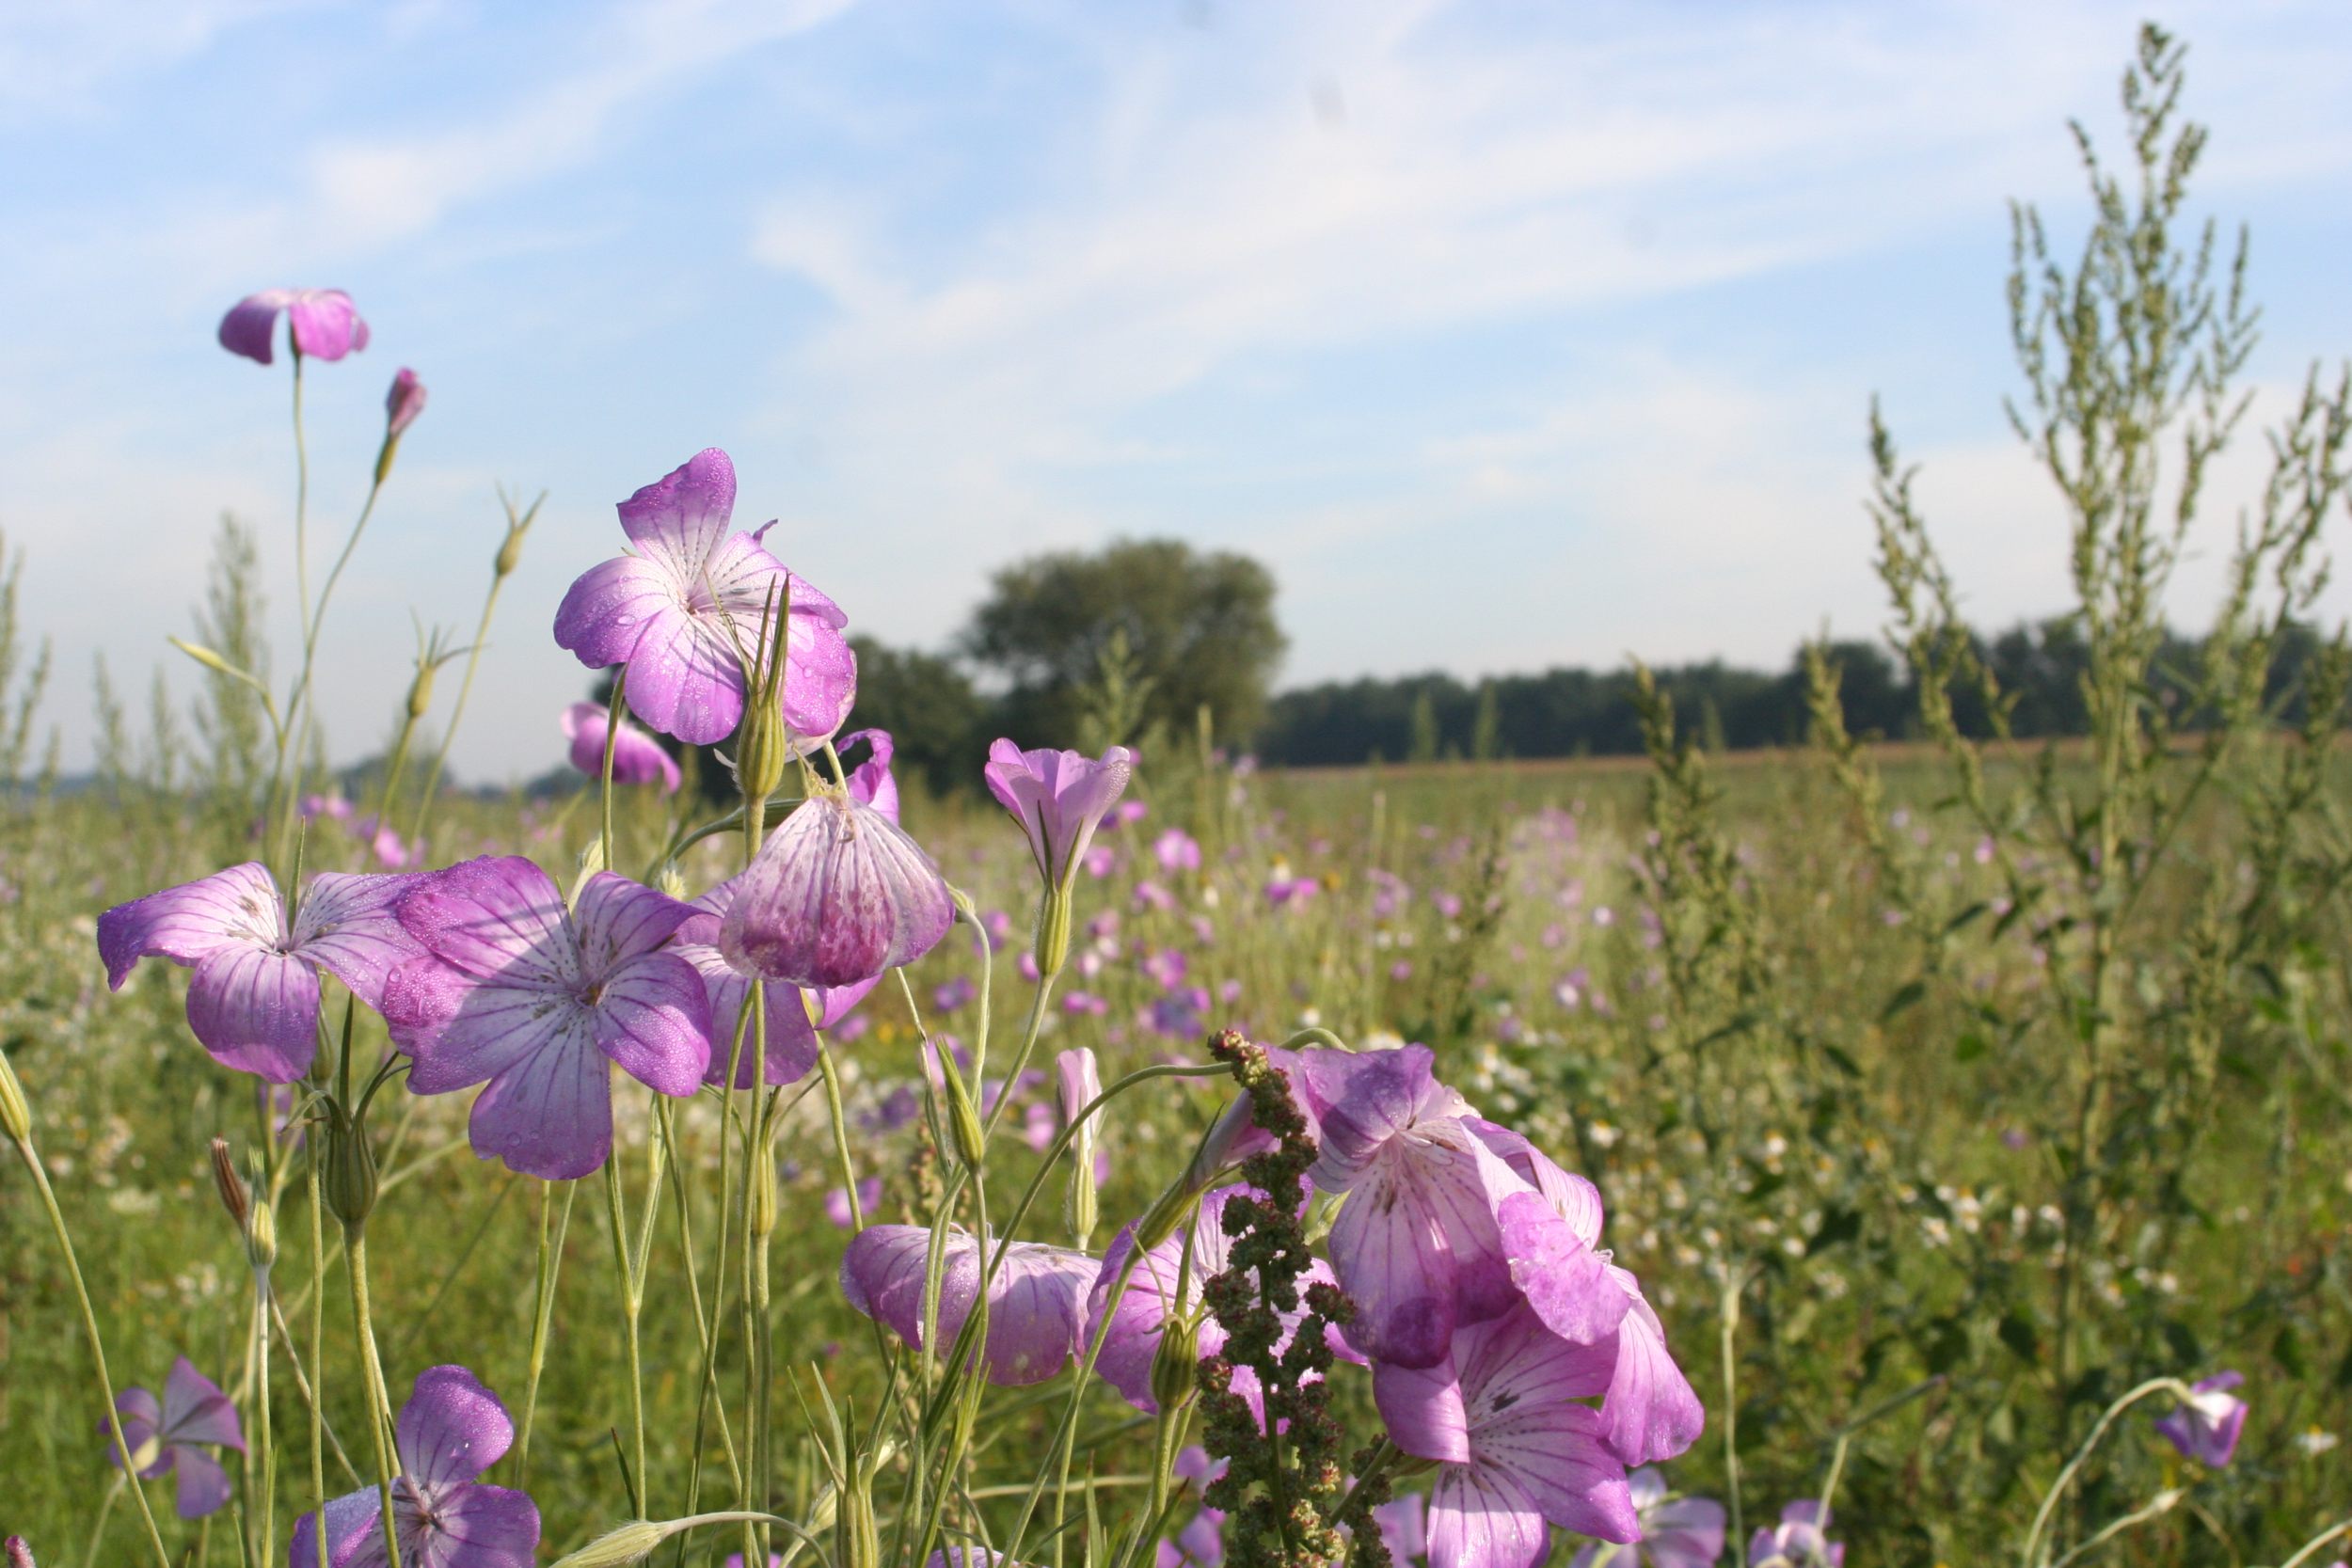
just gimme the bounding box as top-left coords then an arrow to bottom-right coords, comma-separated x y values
961,539 -> 1287,752
837,636 -> 984,800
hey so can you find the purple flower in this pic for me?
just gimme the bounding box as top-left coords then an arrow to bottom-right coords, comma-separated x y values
718,772 -> 953,990
1374,1304 -> 1639,1568
218,288 -> 369,364
1372,1492 -> 1425,1564
1057,1047 -> 1103,1127
1567,1468 -> 1724,1568
825,1177 -> 881,1228
384,859 -> 711,1180
561,702 -> 680,794
553,449 -> 855,746
841,1224 -> 1099,1386
353,815 -> 413,869
2155,1371 -> 2248,1468
984,740 -> 1135,890
670,876 -> 820,1090
107,1357 -> 243,1519
1145,948 -> 1188,990
1157,1447 -> 1228,1568
99,865 -> 422,1083
301,794 -> 355,822
385,368 -> 426,437
291,1365 -> 538,1568
1084,846 -> 1118,879
934,975 -> 977,1013
1086,1184 -> 1364,1419
1746,1501 -> 1841,1568
1295,1046 -> 1524,1369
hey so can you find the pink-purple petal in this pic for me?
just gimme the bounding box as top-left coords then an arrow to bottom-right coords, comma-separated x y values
289,1488 -> 381,1568
426,1482 -> 540,1568
395,1365 -> 514,1489
618,604 -> 749,746
394,858 -> 578,988
573,871 -> 701,973
292,872 -> 429,1012
720,793 -> 954,989
185,944 -> 323,1083
285,290 -> 367,359
162,1355 -> 244,1451
1426,1465 -> 1547,1568
842,1225 -> 1096,1386
218,290 -> 294,363
552,554 -> 675,671
1599,1288 -> 1705,1466
98,862 -> 284,987
1375,1357 -> 1473,1466
592,955 -> 713,1097
616,447 -> 737,557
172,1444 -> 234,1520
468,1034 -> 613,1181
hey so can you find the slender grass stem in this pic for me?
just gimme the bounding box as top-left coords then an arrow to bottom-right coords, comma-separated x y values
604,1156 -> 648,1515
516,1179 -> 577,1485
344,1229 -> 405,1568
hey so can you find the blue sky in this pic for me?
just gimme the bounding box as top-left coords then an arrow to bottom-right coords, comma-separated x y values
4,0 -> 2351,784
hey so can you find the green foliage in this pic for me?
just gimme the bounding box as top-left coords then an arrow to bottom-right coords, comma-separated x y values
964,537 -> 1287,750
840,635 -> 987,800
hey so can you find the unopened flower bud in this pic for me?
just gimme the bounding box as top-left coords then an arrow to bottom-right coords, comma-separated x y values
209,1137 -> 249,1231
1133,1180 -> 1196,1255
6,1534 -> 34,1568
733,698 -> 793,810
1057,1048 -> 1101,1248
1151,1313 -> 1201,1413
374,369 -> 426,484
405,660 -> 437,721
546,1520 -> 664,1568
843,1463 -> 882,1568
937,1052 -> 987,1174
246,1192 -> 278,1272
1035,886 -> 1073,979
0,1049 -> 31,1145
324,1113 -> 378,1231
495,525 -> 526,580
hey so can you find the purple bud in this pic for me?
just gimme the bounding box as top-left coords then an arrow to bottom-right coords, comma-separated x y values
385,367 -> 427,436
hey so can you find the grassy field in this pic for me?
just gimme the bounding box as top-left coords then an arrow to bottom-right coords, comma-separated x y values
2,726 -> 2345,1567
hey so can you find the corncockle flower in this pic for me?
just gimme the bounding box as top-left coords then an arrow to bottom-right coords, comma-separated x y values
2155,1371 -> 2248,1467
718,763 -> 953,989
984,740 -> 1134,893
1146,949 -> 1188,989
1567,1468 -> 1725,1568
1375,1304 -> 1639,1567
1157,1447 -> 1228,1568
385,368 -> 427,437
561,702 -> 680,793
1088,1184 -> 1364,1418
385,859 -> 710,1180
825,1177 -> 881,1228
1471,1121 -> 1693,1462
301,793 -> 355,822
934,975 -> 977,1012
218,288 -> 368,363
1085,846 -> 1117,879
553,448 -> 855,746
841,1224 -> 1098,1385
1297,1046 -> 1543,1368
1373,1493 -> 1425,1563
100,864 -> 422,1083
1116,800 -> 1150,827
1746,1501 -> 1840,1568
352,816 -> 412,868
671,874 -> 819,1090
291,1365 -> 538,1568
1135,880 -> 1176,912
107,1357 -> 243,1519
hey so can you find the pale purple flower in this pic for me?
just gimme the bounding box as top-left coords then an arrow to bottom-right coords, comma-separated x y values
2155,1371 -> 2248,1468
1057,1047 -> 1103,1128
301,793 -> 355,822
841,1224 -> 1098,1386
107,1357 -> 243,1519
1116,800 -> 1150,827
984,740 -> 1135,890
1145,948 -> 1188,990
1746,1501 -> 1840,1568
384,859 -> 710,1180
352,816 -> 412,868
1135,879 -> 1176,912
385,368 -> 426,437
826,1177 -> 881,1228
934,975 -> 977,1013
5,1535 -> 31,1568
718,774 -> 953,990
218,288 -> 368,364
1157,1447 -> 1228,1568
1085,846 -> 1118,879
1567,1468 -> 1724,1568
553,448 -> 855,746
671,875 -> 820,1090
1375,1305 -> 1639,1568
1086,1184 -> 1363,1419
99,864 -> 422,1083
1372,1493 -> 1425,1564
291,1365 -> 537,1568
561,701 -> 680,793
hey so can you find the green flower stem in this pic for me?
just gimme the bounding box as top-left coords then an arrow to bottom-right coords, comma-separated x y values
2020,1376 -> 2195,1567
252,1261 -> 277,1568
516,1178 -> 577,1485
9,1132 -> 174,1568
344,1228 -> 405,1568
604,1158 -> 648,1515
81,1472 -> 125,1568
308,1146 -> 329,1568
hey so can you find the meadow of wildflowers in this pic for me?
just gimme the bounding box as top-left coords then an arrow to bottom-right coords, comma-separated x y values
0,24 -> 2348,1568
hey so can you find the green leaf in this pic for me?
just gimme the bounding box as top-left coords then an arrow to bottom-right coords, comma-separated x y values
1997,1312 -> 2042,1362
1881,979 -> 1928,1022
1954,1031 -> 1988,1063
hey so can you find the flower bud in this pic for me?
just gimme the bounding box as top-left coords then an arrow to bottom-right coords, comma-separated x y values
0,1049 -> 31,1145
1057,1048 -> 1101,1249
374,369 -> 426,485
209,1137 -> 249,1231
546,1520 -> 665,1568
732,696 -> 793,810
1035,886 -> 1073,979
1151,1313 -> 1202,1413
324,1113 -> 378,1231
843,1460 -> 882,1568
247,1192 -> 279,1272
405,659 -> 437,721
6,1533 -> 35,1568
1133,1180 -> 1195,1256
937,1053 -> 987,1174
495,525 -> 527,580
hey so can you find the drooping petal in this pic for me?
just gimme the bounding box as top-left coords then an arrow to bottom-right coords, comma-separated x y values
1304,1045 -> 1472,1193
1328,1157 -> 1460,1370
98,863 -> 284,988
469,1036 -> 614,1180
561,702 -> 681,792
720,792 -> 953,988
1426,1464 -> 1548,1568
425,1482 -> 540,1568
184,944 -> 322,1083
1642,1495 -> 1728,1568
394,857 -> 580,990
1375,1357 -> 1473,1466
171,1444 -> 234,1519
616,447 -> 737,560
1598,1286 -> 1705,1466
218,290 -> 294,363
161,1356 -> 244,1450
1468,1121 -> 1605,1250
395,1365 -> 515,1489
842,1225 -> 1096,1386
284,290 -> 367,360
675,895 -> 820,1088
110,1386 -> 167,1478
291,872 -> 429,1012
840,729 -> 900,821
553,554 -> 676,671
592,954 -> 713,1097
1493,1188 -> 1629,1348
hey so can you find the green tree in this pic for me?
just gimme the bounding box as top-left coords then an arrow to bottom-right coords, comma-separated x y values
962,538 -> 1285,750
